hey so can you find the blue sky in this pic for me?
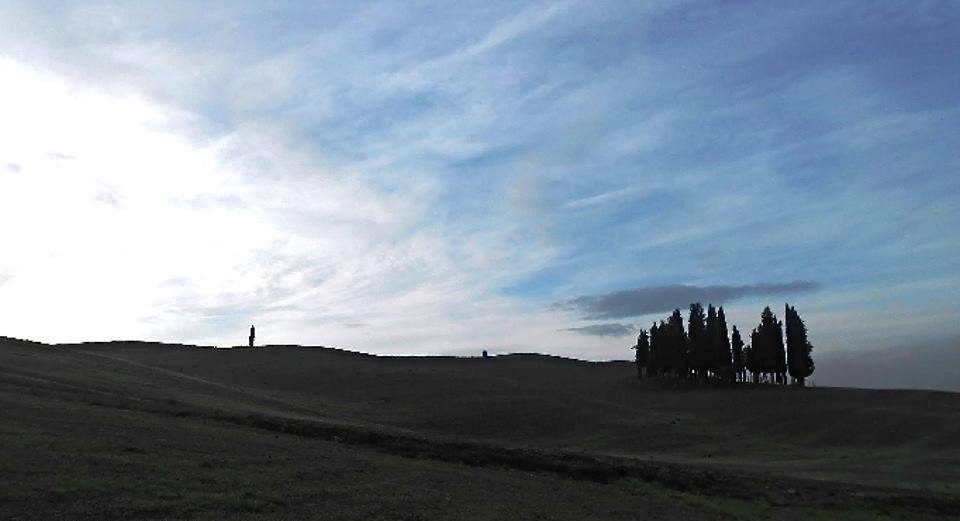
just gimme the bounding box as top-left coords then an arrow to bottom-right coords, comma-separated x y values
0,1 -> 958,362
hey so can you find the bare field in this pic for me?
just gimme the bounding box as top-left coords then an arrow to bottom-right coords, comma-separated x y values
2,337 -> 958,520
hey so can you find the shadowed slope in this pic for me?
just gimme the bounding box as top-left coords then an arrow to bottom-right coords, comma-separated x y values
2,337 -> 959,519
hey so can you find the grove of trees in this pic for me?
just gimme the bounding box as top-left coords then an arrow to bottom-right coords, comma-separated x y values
631,303 -> 814,386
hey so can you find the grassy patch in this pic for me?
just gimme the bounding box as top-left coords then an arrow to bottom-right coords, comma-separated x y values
625,479 -> 774,519
51,477 -> 115,495
217,490 -> 286,513
622,479 -> 916,521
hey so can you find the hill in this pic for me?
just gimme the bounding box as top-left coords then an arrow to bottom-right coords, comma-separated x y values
814,340 -> 960,392
2,337 -> 959,520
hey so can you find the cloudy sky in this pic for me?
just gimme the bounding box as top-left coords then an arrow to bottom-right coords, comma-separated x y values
1,1 -> 958,363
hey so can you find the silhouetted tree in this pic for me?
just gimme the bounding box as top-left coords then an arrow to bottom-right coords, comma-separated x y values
688,303 -> 709,378
648,322 -> 662,376
633,330 -> 649,379
754,307 -> 785,384
785,304 -> 815,386
632,303 -> 815,388
249,324 -> 255,348
677,320 -> 690,378
666,309 -> 687,377
715,307 -> 732,376
731,326 -> 746,382
706,304 -> 718,378
772,312 -> 786,385
745,334 -> 760,383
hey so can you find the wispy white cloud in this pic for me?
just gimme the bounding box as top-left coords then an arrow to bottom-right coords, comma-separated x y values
0,1 -> 958,368
387,1 -> 578,88
566,186 -> 644,209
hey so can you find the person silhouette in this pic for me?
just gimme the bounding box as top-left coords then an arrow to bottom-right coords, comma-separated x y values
248,325 -> 255,348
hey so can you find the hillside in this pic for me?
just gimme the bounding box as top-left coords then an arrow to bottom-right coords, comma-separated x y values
2,337 -> 959,520
815,340 -> 960,393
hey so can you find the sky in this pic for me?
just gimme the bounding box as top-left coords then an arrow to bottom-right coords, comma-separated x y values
0,1 -> 958,366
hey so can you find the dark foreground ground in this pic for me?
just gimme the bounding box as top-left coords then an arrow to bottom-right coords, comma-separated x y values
1,337 -> 959,520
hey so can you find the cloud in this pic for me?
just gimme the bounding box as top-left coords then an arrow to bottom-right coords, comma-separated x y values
4,163 -> 22,173
565,186 -> 643,209
0,2 -> 958,367
93,190 -> 121,208
560,323 -> 636,337
556,282 -> 819,319
174,194 -> 246,210
389,0 -> 577,88
344,322 -> 369,328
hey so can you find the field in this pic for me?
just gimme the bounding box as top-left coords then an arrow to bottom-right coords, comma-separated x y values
2,336 -> 959,520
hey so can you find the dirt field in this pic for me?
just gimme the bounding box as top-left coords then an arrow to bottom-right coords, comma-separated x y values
2,337 -> 958,520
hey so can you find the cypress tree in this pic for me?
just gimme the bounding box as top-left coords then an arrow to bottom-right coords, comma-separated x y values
648,322 -> 661,376
706,304 -> 719,377
754,306 -> 785,384
657,319 -> 667,375
757,308 -> 772,380
688,303 -> 708,378
627,304 -> 811,387
731,325 -> 745,382
764,306 -> 786,384
747,329 -> 760,383
748,328 -> 768,383
675,310 -> 689,378
633,330 -> 649,379
716,307 -> 732,376
773,313 -> 786,384
785,304 -> 815,386
666,309 -> 686,376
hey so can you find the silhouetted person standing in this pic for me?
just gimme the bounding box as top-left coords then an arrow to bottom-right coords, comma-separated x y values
249,325 -> 255,348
